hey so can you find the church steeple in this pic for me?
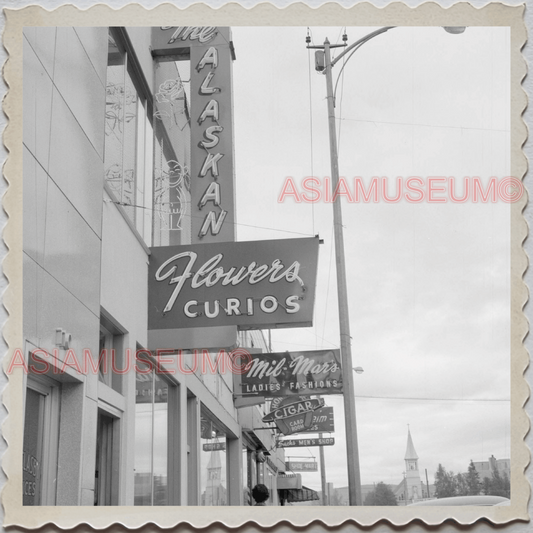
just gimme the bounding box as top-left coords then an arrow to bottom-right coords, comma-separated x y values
405,427 -> 419,464
403,426 -> 422,502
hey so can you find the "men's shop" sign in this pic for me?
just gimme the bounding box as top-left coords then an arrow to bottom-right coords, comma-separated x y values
148,237 -> 319,330
241,349 -> 342,396
278,437 -> 335,448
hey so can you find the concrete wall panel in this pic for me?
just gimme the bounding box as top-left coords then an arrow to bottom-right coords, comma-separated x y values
48,87 -> 104,236
23,147 -> 48,265
42,178 -> 101,316
56,382 -> 85,505
80,488 -> 95,506
24,27 -> 56,79
64,202 -> 102,316
100,193 -> 149,347
80,398 -> 98,493
41,178 -> 69,286
32,259 -> 99,367
74,27 -> 108,86
53,28 -> 106,159
23,253 -> 39,345
23,36 -> 53,171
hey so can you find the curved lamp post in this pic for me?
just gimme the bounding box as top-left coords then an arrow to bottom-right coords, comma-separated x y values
307,26 -> 465,506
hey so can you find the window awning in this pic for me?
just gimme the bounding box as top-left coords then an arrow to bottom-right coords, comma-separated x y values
278,486 -> 320,503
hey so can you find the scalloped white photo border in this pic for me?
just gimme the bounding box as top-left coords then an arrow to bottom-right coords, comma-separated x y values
1,2 -> 528,528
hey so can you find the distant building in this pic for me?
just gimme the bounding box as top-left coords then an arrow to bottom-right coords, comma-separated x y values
473,455 -> 510,480
332,428 -> 435,506
391,428 -> 434,505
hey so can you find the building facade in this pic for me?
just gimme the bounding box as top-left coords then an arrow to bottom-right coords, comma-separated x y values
22,26 -> 286,506
473,455 -> 511,481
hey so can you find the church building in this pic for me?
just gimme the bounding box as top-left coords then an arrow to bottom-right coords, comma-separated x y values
335,428 -> 435,505
392,428 -> 434,505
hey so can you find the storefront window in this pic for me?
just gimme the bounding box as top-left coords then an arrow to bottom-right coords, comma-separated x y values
152,59 -> 191,246
98,315 -> 124,393
134,356 -> 172,505
94,410 -> 119,505
242,446 -> 250,505
104,30 -> 153,245
23,374 -> 60,505
23,388 -> 44,505
242,438 -> 258,506
265,458 -> 279,506
200,408 -> 228,506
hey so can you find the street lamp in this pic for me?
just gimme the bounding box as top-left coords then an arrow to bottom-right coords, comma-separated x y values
307,26 -> 465,506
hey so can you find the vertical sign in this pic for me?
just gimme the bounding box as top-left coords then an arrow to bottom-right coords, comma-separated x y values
152,27 -> 236,243
190,28 -> 235,243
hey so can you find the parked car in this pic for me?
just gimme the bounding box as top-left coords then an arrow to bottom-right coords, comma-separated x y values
409,495 -> 510,506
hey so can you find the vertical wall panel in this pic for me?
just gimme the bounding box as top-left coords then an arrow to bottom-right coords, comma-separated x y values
47,87 -> 105,236
74,27 -> 108,86
24,27 -> 56,79
23,147 -> 48,265
56,383 -> 85,505
53,27 -> 106,159
23,36 -> 53,171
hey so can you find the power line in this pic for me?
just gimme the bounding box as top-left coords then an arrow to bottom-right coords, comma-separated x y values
271,338 -> 339,351
337,116 -> 510,133
104,199 -> 314,237
355,395 -> 510,402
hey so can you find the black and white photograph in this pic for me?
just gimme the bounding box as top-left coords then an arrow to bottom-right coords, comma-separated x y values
1,1 -> 529,530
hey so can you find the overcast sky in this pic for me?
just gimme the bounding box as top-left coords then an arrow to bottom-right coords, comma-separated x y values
232,26 -> 511,491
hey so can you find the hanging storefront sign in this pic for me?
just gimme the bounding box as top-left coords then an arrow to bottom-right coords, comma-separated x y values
267,397 -> 334,433
277,473 -> 302,490
203,442 -> 226,452
299,406 -> 335,433
241,349 -> 342,397
152,27 -> 236,243
262,397 -> 324,435
148,237 -> 319,332
285,461 -> 318,472
278,437 -> 335,448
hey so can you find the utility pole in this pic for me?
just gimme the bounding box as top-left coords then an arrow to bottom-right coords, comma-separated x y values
319,431 -> 327,505
307,23 -> 465,507
324,37 -> 362,506
307,36 -> 363,506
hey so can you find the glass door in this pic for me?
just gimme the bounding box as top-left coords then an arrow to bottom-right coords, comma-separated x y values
23,376 -> 60,505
